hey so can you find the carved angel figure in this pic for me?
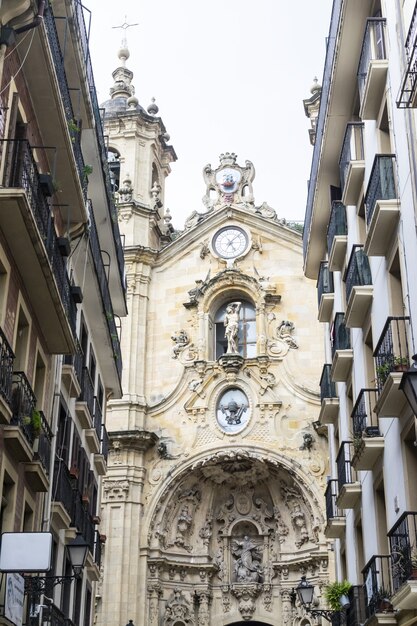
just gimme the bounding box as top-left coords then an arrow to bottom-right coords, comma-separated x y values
277,320 -> 299,349
171,329 -> 190,358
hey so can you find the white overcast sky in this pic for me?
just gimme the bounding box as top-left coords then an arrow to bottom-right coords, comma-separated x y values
86,0 -> 333,230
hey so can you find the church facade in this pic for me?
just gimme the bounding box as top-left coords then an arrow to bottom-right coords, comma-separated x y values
97,48 -> 329,626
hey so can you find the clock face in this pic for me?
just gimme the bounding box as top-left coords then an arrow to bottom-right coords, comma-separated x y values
213,226 -> 249,259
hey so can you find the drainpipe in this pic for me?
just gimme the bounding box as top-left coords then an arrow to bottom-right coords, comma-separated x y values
14,0 -> 45,35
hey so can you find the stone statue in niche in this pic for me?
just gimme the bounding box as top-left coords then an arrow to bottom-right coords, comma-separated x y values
232,536 -> 263,583
175,504 -> 193,547
224,302 -> 241,353
281,482 -> 310,547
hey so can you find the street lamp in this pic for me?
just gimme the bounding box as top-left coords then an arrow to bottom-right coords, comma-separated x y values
399,355 -> 417,416
24,533 -> 89,596
296,576 -> 350,622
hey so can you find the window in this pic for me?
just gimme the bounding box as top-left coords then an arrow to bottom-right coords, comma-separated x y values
107,148 -> 120,192
214,300 -> 256,359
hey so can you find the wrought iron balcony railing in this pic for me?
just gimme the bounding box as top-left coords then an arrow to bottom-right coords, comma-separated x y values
344,245 -> 372,302
43,5 -> 87,198
0,328 -> 14,407
320,364 -> 337,402
317,261 -> 334,306
388,511 -> 417,592
374,316 -> 410,390
64,336 -> 84,389
325,479 -> 343,522
1,139 -> 75,329
45,603 -> 75,626
88,202 -> 122,382
72,491 -> 95,554
331,313 -> 351,358
94,530 -> 102,567
351,388 -> 379,438
71,0 -> 125,288
339,123 -> 365,192
79,367 -> 95,420
362,555 -> 393,618
93,398 -> 102,441
327,201 -> 347,256
37,411 -> 53,475
11,372 -> 37,446
357,18 -> 387,100
336,441 -> 355,492
397,3 -> 417,108
346,586 -> 367,626
364,155 -> 397,226
52,459 -> 75,518
101,424 -> 109,462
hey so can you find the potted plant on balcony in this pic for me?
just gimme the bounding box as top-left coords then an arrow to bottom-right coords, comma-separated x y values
393,356 -> 409,372
324,580 -> 352,611
373,587 -> 393,613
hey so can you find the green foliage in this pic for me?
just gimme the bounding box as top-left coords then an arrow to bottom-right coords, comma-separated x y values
323,581 -> 352,610
31,409 -> 42,437
82,164 -> 93,179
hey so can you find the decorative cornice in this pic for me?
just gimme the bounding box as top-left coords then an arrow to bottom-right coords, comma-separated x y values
109,430 -> 159,452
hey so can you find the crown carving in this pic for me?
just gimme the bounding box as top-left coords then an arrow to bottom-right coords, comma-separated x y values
219,152 -> 237,166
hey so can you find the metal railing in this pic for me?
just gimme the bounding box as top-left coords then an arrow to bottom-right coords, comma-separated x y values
10,372 -> 37,446
47,603 -> 75,626
93,530 -> 102,567
351,388 -> 379,438
373,316 -> 410,390
79,367 -> 95,420
357,18 -> 387,101
332,313 -> 351,358
0,328 -> 14,407
397,3 -> 417,107
52,459 -> 75,517
364,155 -> 397,226
362,555 -> 393,618
327,201 -> 347,256
101,424 -> 109,462
88,202 -> 122,382
339,123 -> 365,192
344,245 -> 372,302
346,586 -> 367,626
0,139 -> 75,328
320,364 -> 337,402
37,411 -> 53,475
336,441 -> 355,492
71,0 -> 126,288
43,4 -> 87,198
93,398 -> 102,440
64,336 -> 84,389
72,491 -> 95,553
388,511 -> 417,592
317,261 -> 334,306
325,479 -> 344,521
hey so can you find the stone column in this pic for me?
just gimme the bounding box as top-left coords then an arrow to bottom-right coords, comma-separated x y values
256,302 -> 267,355
281,589 -> 293,626
195,590 -> 211,626
147,583 -> 161,626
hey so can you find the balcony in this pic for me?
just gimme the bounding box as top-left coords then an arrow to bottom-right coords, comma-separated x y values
95,423 -> 109,476
0,139 -> 75,353
85,398 -> 101,454
317,261 -> 334,322
397,4 -> 417,108
72,492 -> 95,555
327,201 -> 347,271
336,441 -> 361,509
24,410 -> 53,492
76,367 -> 95,429
5,372 -> 37,462
364,155 -> 400,257
51,459 -> 74,529
319,364 -> 339,425
351,388 -> 384,471
0,328 -> 14,424
340,123 -> 365,207
346,586 -> 367,626
345,246 -> 373,328
362,555 -> 395,624
389,511 -> 417,608
358,18 -> 388,120
62,338 -> 83,399
374,317 -> 410,417
324,479 -> 346,539
331,313 -> 353,382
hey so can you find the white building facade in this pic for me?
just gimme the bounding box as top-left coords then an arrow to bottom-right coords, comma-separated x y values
304,0 -> 417,623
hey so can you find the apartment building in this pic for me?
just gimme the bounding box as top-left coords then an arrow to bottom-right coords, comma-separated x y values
304,0 -> 417,624
0,2 -> 126,626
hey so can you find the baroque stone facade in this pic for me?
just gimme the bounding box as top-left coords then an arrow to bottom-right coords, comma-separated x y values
97,48 -> 329,626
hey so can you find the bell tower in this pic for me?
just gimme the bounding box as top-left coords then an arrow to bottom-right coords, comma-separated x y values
101,41 -> 176,250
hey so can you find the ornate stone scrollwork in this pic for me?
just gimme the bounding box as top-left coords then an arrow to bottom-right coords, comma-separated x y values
231,583 -> 262,620
163,588 -> 194,625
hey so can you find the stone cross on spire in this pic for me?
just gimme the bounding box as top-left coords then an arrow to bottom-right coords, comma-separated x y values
112,16 -> 139,48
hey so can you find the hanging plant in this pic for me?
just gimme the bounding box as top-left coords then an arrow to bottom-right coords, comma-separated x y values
323,581 -> 352,610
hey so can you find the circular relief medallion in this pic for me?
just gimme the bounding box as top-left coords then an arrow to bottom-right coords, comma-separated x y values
215,167 -> 241,193
216,388 -> 250,434
212,226 -> 249,259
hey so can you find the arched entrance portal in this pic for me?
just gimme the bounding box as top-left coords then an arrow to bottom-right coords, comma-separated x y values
227,622 -> 273,625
